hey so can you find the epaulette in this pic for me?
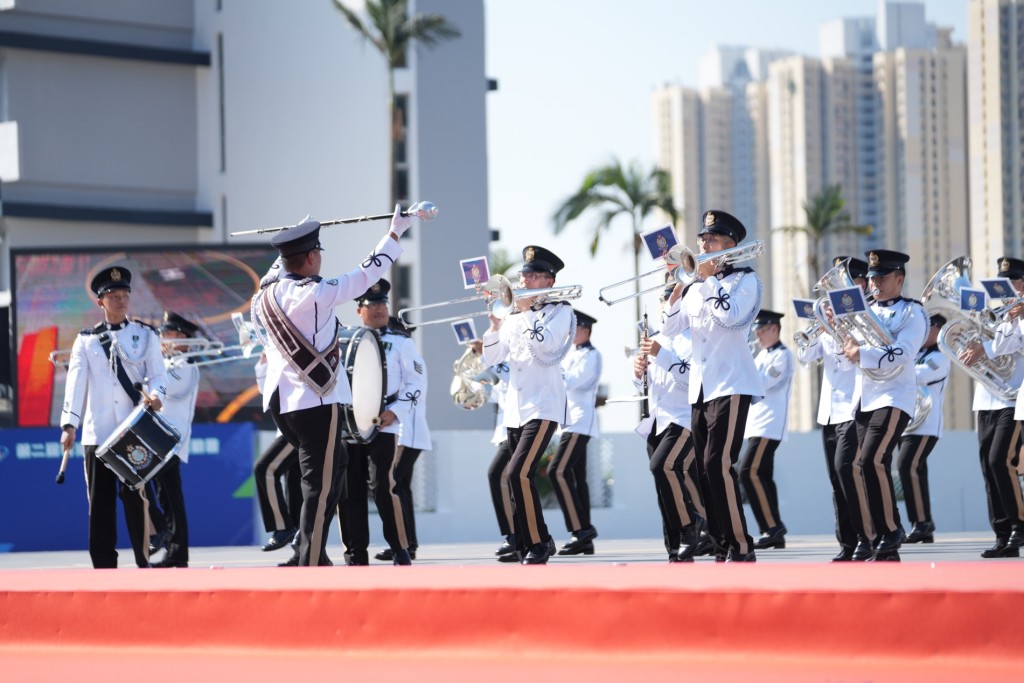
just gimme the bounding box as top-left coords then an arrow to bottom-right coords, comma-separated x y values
903,297 -> 923,306
386,326 -> 411,338
132,319 -> 158,332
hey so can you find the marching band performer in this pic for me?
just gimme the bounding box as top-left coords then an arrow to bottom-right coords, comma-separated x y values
958,256 -> 1024,558
483,245 -> 576,565
895,314 -> 951,545
740,309 -> 794,551
339,279 -> 425,566
842,250 -> 927,562
256,208 -> 412,567
636,282 -> 706,562
147,312 -> 203,568
373,314 -> 432,563
549,310 -> 603,556
797,256 -> 872,561
59,266 -> 167,569
663,210 -> 764,562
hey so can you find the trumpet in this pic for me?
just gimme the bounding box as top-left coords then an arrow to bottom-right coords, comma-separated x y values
398,274 -> 582,327
980,295 -> 1024,330
793,319 -> 826,351
597,245 -> 686,306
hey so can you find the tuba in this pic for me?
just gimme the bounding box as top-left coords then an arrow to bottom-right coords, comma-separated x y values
921,256 -> 1019,402
813,258 -> 907,381
903,384 -> 933,434
449,347 -> 495,410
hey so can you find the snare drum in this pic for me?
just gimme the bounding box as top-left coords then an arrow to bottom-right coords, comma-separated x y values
95,404 -> 182,490
338,326 -> 387,444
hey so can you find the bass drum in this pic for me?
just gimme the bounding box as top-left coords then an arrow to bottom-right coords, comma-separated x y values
338,326 -> 387,444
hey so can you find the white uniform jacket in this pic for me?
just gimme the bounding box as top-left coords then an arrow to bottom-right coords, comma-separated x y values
974,318 -> 1024,413
60,321 -> 168,446
488,361 -> 510,444
482,302 -> 575,428
798,333 -> 858,425
662,266 -> 765,404
907,345 -> 950,438
160,360 -> 201,463
378,328 -> 431,451
259,233 -> 402,414
853,298 -> 928,416
634,330 -> 693,438
744,341 -> 794,441
561,342 -> 602,437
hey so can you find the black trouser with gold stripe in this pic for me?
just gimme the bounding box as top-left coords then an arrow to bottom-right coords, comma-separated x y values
487,441 -> 514,537
150,456 -> 189,562
507,419 -> 557,551
976,409 -> 1024,539
393,446 -> 422,551
341,432 -> 411,554
896,434 -> 939,525
739,437 -> 783,534
255,434 -> 301,533
548,431 -> 592,534
823,420 -> 862,548
853,406 -> 909,538
646,422 -> 703,553
270,392 -> 345,567
84,444 -> 150,568
691,391 -> 753,556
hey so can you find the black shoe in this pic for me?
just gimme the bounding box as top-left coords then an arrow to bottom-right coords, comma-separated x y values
981,539 -> 1019,558
496,550 -> 521,563
905,521 -> 935,544
753,525 -> 787,550
148,529 -> 172,554
667,549 -> 692,563
392,548 -> 412,566
693,532 -> 715,557
1008,527 -> 1024,549
868,549 -> 900,562
547,536 -> 557,557
344,550 -> 369,566
375,548 -> 394,562
725,547 -> 757,563
874,529 -> 904,555
852,537 -> 874,561
522,542 -> 551,565
151,557 -> 188,568
495,534 -> 516,557
675,523 -> 701,562
831,546 -> 854,562
261,528 -> 298,552
278,552 -> 299,567
557,540 -> 594,556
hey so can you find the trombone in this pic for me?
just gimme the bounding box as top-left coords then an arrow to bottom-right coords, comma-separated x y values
398,274 -> 583,327
598,245 -> 686,306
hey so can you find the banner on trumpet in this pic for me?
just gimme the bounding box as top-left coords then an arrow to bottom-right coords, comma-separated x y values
827,286 -> 869,317
640,224 -> 679,261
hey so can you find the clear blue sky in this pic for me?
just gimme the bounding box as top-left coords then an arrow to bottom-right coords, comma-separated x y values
482,0 -> 970,431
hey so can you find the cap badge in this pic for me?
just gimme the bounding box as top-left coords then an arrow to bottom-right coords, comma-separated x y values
1000,259 -> 1010,273
524,247 -> 535,262
834,257 -> 843,267
704,212 -> 715,227
371,284 -> 381,293
868,253 -> 879,267
111,269 -> 122,282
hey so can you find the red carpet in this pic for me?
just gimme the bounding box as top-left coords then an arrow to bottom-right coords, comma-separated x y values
1,563 -> 1020,681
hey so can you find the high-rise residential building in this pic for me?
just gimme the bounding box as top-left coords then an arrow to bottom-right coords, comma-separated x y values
874,36 -> 972,429
967,0 -> 1024,271
651,84 -> 702,243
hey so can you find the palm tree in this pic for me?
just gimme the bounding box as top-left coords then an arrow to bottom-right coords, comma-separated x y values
552,158 -> 677,324
331,0 -> 460,312
772,184 -> 872,291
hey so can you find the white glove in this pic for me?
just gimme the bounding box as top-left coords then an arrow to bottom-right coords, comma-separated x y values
260,257 -> 283,289
389,203 -> 413,238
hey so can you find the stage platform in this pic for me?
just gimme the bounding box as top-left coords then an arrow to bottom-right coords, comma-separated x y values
1,535 -> 1020,682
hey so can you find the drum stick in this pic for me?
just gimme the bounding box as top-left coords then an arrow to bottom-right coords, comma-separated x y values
55,447 -> 71,485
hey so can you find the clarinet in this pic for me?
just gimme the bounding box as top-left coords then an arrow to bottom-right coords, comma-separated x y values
640,309 -> 650,419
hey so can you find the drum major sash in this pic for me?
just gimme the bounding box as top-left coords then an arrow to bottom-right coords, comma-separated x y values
259,284 -> 341,398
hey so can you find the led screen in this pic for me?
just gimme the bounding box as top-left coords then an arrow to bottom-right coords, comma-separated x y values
12,246 -> 276,428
